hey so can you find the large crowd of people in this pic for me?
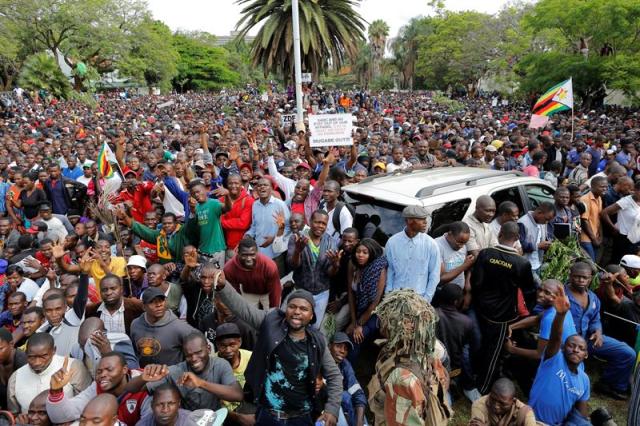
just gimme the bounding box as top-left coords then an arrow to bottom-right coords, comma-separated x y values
0,86 -> 637,426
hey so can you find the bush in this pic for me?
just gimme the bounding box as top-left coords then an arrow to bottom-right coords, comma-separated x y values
18,52 -> 71,99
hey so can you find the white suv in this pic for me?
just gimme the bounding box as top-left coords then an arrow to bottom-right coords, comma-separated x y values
343,167 -> 556,243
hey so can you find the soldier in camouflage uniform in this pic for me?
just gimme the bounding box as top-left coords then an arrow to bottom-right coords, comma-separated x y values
367,289 -> 452,426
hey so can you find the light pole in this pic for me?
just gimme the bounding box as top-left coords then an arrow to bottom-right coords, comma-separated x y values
291,0 -> 304,131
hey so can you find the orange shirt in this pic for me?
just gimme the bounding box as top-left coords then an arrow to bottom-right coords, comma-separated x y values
580,192 -> 602,243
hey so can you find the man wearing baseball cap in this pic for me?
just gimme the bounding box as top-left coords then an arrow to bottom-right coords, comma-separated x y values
213,272 -> 342,426
130,287 -> 196,367
214,323 -> 255,424
385,205 -> 441,302
328,333 -> 367,426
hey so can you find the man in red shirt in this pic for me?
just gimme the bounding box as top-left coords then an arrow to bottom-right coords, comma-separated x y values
220,175 -> 253,260
115,169 -> 154,223
223,237 -> 281,309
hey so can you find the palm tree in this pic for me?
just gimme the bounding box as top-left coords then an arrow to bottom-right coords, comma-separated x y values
18,52 -> 71,98
235,0 -> 366,83
368,19 -> 389,81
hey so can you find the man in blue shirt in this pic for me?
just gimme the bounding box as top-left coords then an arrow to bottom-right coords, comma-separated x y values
529,285 -> 591,426
246,178 -> 290,275
61,157 -> 83,180
565,261 -> 635,400
385,205 -> 440,302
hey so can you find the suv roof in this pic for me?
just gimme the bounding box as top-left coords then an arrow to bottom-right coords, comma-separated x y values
343,167 -> 550,208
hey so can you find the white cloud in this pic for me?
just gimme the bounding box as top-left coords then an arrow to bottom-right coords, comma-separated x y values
147,0 -> 517,39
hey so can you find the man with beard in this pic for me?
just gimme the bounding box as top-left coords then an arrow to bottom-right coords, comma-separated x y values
126,332 -> 242,412
213,272 -> 342,426
46,352 -> 150,426
86,274 -> 144,335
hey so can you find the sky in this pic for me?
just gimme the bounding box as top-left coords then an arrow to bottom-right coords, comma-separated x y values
146,0 -> 518,39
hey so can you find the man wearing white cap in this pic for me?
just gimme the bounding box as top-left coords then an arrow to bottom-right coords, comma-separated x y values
620,254 -> 640,287
125,255 -> 148,299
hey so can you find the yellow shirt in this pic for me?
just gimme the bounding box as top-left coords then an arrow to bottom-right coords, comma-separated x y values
216,348 -> 251,411
82,257 -> 127,291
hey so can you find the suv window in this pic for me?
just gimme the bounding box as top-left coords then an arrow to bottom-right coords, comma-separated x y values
346,195 -> 405,245
427,199 -> 472,237
491,187 -> 525,217
524,184 -> 555,209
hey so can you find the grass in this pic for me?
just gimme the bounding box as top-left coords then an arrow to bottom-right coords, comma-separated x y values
353,342 -> 630,425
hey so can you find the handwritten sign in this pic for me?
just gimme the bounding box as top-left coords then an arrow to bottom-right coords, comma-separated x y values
309,114 -> 353,147
301,73 -> 312,83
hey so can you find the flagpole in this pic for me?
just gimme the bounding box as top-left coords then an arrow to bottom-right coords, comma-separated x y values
571,107 -> 574,143
570,76 -> 574,143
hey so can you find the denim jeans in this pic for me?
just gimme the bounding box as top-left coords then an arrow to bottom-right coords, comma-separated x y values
312,290 -> 330,330
589,334 -> 635,392
347,314 -> 379,363
580,242 -> 597,261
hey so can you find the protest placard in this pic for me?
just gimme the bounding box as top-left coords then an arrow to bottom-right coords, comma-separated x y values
301,73 -> 312,83
309,113 -> 353,147
280,114 -> 295,127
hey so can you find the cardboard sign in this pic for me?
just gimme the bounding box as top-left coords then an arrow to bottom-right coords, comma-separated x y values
301,73 -> 312,83
280,114 -> 296,127
157,100 -> 175,109
309,114 -> 353,147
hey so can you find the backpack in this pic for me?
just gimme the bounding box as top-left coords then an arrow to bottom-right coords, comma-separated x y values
367,354 -> 452,426
319,200 -> 356,236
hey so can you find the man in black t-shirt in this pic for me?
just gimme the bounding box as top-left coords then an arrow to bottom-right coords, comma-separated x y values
471,221 -> 536,394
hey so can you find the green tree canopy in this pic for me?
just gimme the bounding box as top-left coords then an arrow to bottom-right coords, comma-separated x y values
415,11 -> 495,94
118,19 -> 178,91
172,34 -> 240,92
518,0 -> 640,107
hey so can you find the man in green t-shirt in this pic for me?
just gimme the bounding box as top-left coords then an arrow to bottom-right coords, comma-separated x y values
188,179 -> 232,267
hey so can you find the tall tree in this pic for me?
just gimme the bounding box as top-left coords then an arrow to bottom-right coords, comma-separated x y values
415,11 -> 495,95
1,0 -> 148,89
389,17 -> 433,89
172,34 -> 240,92
118,19 -> 178,91
518,0 -> 640,107
235,0 -> 366,83
368,19 -> 389,81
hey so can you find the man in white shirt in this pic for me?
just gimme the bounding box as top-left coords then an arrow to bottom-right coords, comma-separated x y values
38,204 -> 68,243
76,164 -> 93,186
6,265 -> 40,302
7,333 -> 91,414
